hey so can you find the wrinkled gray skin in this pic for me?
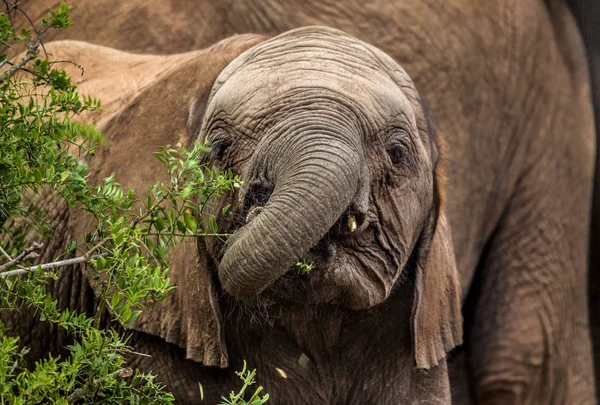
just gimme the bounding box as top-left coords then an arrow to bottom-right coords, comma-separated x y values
568,0 -> 600,386
5,1 -> 597,404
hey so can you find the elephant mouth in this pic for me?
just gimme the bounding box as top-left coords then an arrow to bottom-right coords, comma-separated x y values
217,144 -> 379,305
240,202 -> 377,305
244,203 -> 370,237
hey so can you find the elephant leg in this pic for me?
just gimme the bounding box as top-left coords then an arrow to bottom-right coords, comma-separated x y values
567,0 -> 600,389
465,99 -> 596,403
448,347 -> 475,405
464,7 -> 597,400
466,167 -> 595,403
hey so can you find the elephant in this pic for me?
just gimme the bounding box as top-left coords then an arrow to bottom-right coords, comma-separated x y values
6,0 -> 597,403
568,0 -> 600,386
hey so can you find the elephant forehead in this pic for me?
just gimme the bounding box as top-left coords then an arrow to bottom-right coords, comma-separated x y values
209,63 -> 417,130
216,26 -> 408,86
204,26 -> 420,128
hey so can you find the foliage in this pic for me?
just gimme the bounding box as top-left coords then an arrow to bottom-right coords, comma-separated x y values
219,361 -> 269,405
294,258 -> 315,275
0,2 -> 253,403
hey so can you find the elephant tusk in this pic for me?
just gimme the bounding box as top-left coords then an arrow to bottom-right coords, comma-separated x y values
275,367 -> 288,378
348,215 -> 357,233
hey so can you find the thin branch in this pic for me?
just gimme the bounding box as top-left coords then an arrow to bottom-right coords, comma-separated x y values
0,253 -> 106,277
48,59 -> 84,76
0,241 -> 42,271
9,346 -> 28,374
128,350 -> 151,358
3,0 -> 16,26
0,61 -> 43,82
14,5 -> 39,37
144,232 -> 232,238
0,56 -> 11,70
12,1 -> 49,58
84,239 -> 108,259
9,359 -> 18,374
0,38 -> 40,84
0,245 -> 12,261
66,367 -> 133,404
66,378 -> 102,404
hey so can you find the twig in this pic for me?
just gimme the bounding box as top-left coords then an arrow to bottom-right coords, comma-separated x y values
14,5 -> 39,38
66,378 -> 102,404
0,39 -> 39,84
3,0 -> 16,26
144,232 -> 232,238
12,1 -> 49,58
0,245 -> 12,261
128,349 -> 152,358
48,59 -> 85,76
66,367 -> 133,404
9,346 -> 28,374
0,242 -> 43,271
0,253 -> 106,277
0,57 -> 11,70
84,239 -> 108,259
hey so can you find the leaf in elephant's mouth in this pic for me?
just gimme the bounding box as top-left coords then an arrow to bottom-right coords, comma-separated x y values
294,258 -> 315,275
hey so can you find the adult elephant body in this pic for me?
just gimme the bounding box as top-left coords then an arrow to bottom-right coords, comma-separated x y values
568,0 -> 600,385
6,1 -> 596,404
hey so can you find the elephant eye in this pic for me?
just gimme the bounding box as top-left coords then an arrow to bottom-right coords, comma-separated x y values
211,139 -> 232,160
386,143 -> 408,165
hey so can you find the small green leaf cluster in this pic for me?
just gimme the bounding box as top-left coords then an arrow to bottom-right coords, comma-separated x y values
219,361 -> 269,405
70,140 -> 242,327
40,1 -> 74,30
0,273 -> 174,404
0,3 -> 101,232
294,258 -> 315,275
0,325 -> 174,404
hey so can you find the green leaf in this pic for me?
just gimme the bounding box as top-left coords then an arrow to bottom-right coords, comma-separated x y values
209,216 -> 218,234
67,239 -> 77,254
111,293 -> 120,310
155,217 -> 166,232
95,256 -> 106,270
128,310 -> 141,323
184,212 -> 196,232
121,306 -> 132,323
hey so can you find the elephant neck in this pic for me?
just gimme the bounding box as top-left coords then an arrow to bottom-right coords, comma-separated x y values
220,279 -> 415,365
220,280 -> 452,404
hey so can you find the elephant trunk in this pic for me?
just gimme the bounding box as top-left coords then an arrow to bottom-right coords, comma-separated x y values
218,130 -> 361,298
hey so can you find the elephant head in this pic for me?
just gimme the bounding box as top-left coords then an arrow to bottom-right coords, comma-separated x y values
191,26 -> 462,369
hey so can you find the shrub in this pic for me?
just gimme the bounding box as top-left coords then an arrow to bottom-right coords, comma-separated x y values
0,2 -> 266,403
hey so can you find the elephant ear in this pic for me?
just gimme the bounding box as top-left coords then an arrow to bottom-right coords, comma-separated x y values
411,107 -> 463,370
64,34 -> 266,368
